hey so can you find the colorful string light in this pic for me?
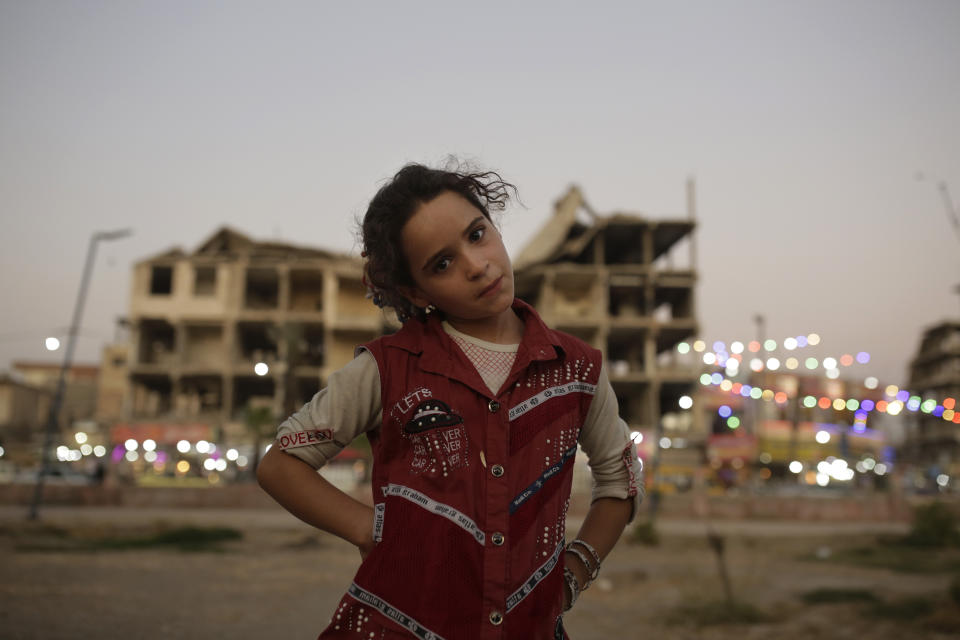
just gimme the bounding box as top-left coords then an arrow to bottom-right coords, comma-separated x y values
683,334 -> 956,424
698,373 -> 959,423
678,333 -> 825,357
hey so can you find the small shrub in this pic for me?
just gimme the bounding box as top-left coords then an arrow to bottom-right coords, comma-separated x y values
630,520 -> 660,546
949,575 -> 960,606
15,525 -> 243,553
97,526 -> 243,551
904,502 -> 959,548
667,599 -> 769,626
867,595 -> 935,621
801,588 -> 880,605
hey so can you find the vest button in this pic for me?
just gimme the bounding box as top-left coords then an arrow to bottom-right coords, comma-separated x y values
488,400 -> 500,412
491,464 -> 504,478
491,532 -> 504,546
489,611 -> 503,625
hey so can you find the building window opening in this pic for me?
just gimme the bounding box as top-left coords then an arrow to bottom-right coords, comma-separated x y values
131,375 -> 173,417
607,332 -> 645,376
609,279 -> 647,317
180,377 -> 222,415
244,268 -> 279,309
150,265 -> 173,295
194,266 -> 217,296
238,323 -> 278,362
139,320 -> 176,365
290,323 -> 325,367
653,287 -> 692,322
233,378 -> 276,421
604,226 -> 646,264
289,269 -> 324,311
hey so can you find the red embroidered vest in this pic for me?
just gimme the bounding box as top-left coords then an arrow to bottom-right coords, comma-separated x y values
319,300 -> 601,640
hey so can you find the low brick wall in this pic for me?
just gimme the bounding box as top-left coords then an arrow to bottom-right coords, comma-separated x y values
0,483 -> 277,509
657,492 -> 919,522
1,482 -> 953,522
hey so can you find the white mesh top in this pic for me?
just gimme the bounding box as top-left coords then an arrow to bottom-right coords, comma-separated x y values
441,320 -> 518,395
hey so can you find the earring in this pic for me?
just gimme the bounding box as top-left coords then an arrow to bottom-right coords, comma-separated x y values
425,304 -> 436,315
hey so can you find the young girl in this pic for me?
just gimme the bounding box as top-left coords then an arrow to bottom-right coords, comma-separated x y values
257,162 -> 643,639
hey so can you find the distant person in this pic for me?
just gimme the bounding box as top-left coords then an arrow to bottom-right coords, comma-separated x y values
92,460 -> 105,485
257,161 -> 643,639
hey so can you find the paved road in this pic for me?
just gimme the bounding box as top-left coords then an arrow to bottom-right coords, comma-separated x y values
0,504 -> 911,537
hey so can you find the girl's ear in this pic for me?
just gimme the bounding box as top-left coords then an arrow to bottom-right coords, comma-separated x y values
398,285 -> 431,310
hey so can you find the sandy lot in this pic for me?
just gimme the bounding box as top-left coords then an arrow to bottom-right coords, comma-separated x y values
0,505 -> 957,640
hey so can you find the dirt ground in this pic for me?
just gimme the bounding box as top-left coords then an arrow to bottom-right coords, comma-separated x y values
0,505 -> 957,640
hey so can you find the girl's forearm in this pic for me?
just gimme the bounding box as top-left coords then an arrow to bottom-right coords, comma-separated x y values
257,445 -> 375,554
565,497 -> 633,594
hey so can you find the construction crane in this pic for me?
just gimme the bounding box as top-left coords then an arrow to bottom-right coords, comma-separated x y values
917,173 -> 960,310
935,180 -> 960,243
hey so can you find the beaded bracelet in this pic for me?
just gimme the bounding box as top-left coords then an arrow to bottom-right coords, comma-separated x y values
565,545 -> 596,590
565,538 -> 601,592
562,566 -> 580,611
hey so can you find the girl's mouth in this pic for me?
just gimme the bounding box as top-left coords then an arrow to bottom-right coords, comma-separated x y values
478,276 -> 502,298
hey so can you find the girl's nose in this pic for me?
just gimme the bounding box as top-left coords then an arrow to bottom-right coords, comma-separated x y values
463,250 -> 488,279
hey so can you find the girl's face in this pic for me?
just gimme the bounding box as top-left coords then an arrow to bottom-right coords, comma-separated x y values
400,191 -> 516,332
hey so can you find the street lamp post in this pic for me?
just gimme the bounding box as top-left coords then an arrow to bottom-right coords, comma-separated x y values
28,228 -> 132,520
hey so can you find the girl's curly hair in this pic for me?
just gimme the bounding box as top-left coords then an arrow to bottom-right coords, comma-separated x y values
360,161 -> 519,322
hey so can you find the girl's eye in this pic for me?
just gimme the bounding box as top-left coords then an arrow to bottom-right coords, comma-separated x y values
434,257 -> 452,273
469,226 -> 486,242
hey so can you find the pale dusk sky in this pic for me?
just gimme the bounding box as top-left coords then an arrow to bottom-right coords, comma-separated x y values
1,0 -> 958,389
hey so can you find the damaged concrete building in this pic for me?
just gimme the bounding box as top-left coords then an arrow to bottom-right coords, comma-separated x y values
904,320 -> 960,485
123,184 -> 698,482
514,185 -> 700,481
126,227 -> 386,444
